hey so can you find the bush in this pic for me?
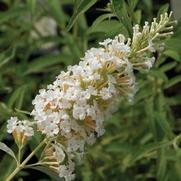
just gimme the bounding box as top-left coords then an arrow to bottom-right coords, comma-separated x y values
0,0 -> 181,180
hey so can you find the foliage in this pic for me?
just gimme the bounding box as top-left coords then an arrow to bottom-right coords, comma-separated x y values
0,0 -> 180,180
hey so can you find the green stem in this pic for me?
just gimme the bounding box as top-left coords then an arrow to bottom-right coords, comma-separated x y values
25,162 -> 43,168
18,146 -> 22,164
5,138 -> 47,181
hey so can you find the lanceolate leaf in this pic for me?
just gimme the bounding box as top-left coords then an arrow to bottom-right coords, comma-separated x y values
112,0 -> 132,36
24,53 -> 73,74
0,48 -> 16,69
8,85 -> 28,109
157,3 -> 169,18
0,102 -> 13,118
66,0 -> 97,31
0,151 -> 17,181
91,13 -> 115,27
164,76 -> 181,89
88,20 -> 128,37
157,148 -> 167,181
164,50 -> 181,62
131,141 -> 171,164
160,62 -> 177,72
48,0 -> 66,28
0,142 -> 18,163
31,166 -> 61,181
0,122 -> 7,142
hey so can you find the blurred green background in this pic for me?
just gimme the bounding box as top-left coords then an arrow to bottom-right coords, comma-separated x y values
0,0 -> 181,180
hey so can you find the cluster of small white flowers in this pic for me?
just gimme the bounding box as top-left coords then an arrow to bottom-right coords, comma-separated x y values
6,12 -> 174,181
130,12 -> 174,71
131,23 -> 156,70
58,159 -> 75,181
31,15 -> 174,177
31,33 -> 137,180
7,117 -> 34,137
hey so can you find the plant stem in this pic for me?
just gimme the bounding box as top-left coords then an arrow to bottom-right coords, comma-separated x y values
5,138 -> 47,181
25,162 -> 43,168
18,147 -> 22,164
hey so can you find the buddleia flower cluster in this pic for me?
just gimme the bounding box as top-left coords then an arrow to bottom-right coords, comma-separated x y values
6,12 -> 175,181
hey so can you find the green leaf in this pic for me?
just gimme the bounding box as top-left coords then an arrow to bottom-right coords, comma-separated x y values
0,148 -> 17,181
0,122 -> 7,142
131,141 -> 171,164
27,0 -> 36,16
77,13 -> 88,31
64,34 -> 82,60
48,0 -> 66,28
160,62 -> 177,72
30,166 -> 61,180
0,48 -> 16,69
155,112 -> 172,138
164,76 -> 181,89
29,130 -> 44,158
165,38 -> 181,53
91,13 -> 115,27
157,148 -> 167,181
166,96 -> 181,106
0,142 -> 18,163
142,0 -> 153,14
112,0 -> 132,36
24,53 -> 72,74
88,20 -> 128,37
134,10 -> 141,24
128,0 -> 139,10
8,85 -> 28,109
0,6 -> 28,24
145,98 -> 157,139
155,93 -> 172,138
105,142 -> 135,154
157,3 -> 169,18
0,102 -> 13,118
15,108 -> 31,115
163,50 -> 181,62
66,0 -> 97,31
16,86 -> 27,110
